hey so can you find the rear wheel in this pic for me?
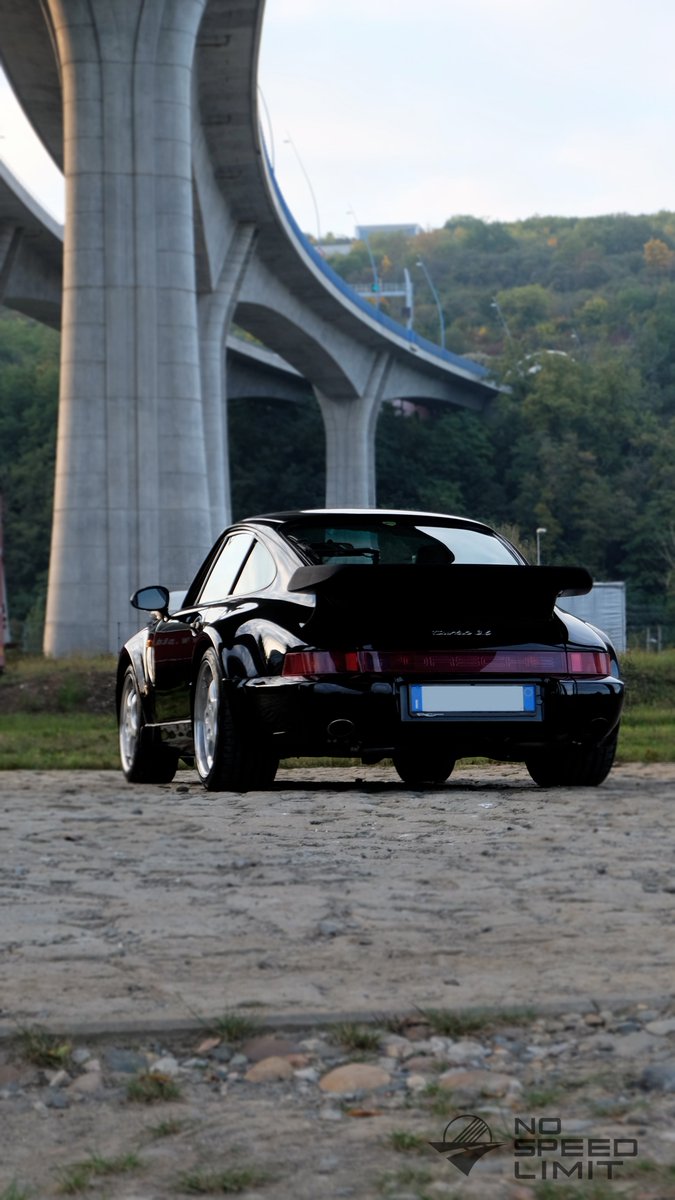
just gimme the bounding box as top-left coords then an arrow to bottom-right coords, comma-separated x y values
193,649 -> 278,792
118,667 -> 178,783
526,730 -> 618,788
392,750 -> 456,785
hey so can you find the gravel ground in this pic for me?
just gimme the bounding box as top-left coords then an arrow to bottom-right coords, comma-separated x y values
1,762 -> 675,1197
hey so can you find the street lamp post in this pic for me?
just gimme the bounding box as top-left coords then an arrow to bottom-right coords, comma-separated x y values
283,134 -> 321,245
536,526 -> 547,565
491,297 -> 513,345
348,207 -> 380,304
416,258 -> 445,349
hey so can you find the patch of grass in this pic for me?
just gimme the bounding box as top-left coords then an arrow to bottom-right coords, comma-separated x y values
176,1165 -> 269,1194
56,1153 -> 141,1195
376,1166 -> 433,1197
521,1085 -> 566,1109
416,1005 -> 535,1038
210,1012 -> 260,1043
0,713 -> 118,769
144,1117 -> 188,1139
332,1022 -> 381,1053
417,1079 -> 454,1118
625,1158 -> 675,1181
617,706 -> 675,762
0,1184 -> 32,1200
55,1164 -> 92,1196
387,1130 -> 428,1154
85,1152 -> 141,1176
621,649 -> 675,707
16,1025 -> 72,1068
126,1070 -> 182,1103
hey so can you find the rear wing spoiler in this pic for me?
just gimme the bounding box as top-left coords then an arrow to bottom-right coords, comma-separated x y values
288,563 -> 593,644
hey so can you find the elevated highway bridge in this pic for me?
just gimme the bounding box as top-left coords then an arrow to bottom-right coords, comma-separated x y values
0,0 -> 498,654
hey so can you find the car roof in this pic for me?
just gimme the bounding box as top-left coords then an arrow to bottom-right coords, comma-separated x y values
240,508 -> 495,532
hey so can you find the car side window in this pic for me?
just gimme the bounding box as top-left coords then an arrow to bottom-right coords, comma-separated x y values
232,539 -> 277,595
198,533 -> 253,604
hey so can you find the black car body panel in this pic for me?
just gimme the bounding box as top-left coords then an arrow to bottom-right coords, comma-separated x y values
117,509 -> 624,789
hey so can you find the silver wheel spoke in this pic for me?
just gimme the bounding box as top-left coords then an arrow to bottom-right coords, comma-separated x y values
119,678 -> 140,769
195,661 -> 219,777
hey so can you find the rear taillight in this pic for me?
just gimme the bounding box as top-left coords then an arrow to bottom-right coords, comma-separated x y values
566,650 -> 611,676
281,649 -> 611,677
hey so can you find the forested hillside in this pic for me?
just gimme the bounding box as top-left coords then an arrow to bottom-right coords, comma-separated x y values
2,209 -> 675,647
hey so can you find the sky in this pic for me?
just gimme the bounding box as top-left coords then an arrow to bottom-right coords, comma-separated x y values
2,0 -> 675,236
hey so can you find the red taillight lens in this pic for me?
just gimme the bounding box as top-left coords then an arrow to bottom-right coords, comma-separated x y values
566,650 -> 611,676
282,648 -> 611,678
282,650 -> 360,675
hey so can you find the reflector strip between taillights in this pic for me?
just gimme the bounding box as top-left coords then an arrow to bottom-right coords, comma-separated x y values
282,649 -> 611,677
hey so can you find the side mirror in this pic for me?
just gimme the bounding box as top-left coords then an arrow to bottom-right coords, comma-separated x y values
130,585 -> 170,615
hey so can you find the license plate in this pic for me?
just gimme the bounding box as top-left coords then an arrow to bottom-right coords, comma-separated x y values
408,683 -> 538,716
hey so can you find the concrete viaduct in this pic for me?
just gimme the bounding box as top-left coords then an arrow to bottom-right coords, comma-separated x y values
0,0 -> 498,655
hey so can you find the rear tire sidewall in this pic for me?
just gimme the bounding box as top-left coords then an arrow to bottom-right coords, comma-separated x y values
192,648 -> 278,791
392,749 -> 456,785
526,730 -> 619,788
193,649 -> 229,790
118,666 -> 177,784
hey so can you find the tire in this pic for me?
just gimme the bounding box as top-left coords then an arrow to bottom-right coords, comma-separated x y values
192,648 -> 278,792
118,667 -> 178,783
526,729 -> 619,788
392,750 -> 456,785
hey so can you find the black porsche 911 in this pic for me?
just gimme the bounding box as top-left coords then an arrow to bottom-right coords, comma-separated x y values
117,509 -> 624,790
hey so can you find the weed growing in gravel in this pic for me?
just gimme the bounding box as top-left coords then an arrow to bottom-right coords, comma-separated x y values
210,1011 -> 260,1043
521,1085 -> 567,1109
144,1116 -> 188,1139
16,1025 -> 72,1068
126,1070 -> 182,1103
332,1022 -> 381,1052
177,1165 -> 269,1193
416,1005 -> 535,1037
376,1165 -> 433,1196
411,1079 -> 459,1119
56,1153 -> 141,1195
0,1184 -> 32,1200
387,1130 -> 428,1154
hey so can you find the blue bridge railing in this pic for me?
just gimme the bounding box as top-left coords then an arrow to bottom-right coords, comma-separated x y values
265,160 -> 491,381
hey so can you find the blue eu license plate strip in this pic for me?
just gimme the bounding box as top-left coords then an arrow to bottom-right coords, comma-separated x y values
409,683 -> 537,715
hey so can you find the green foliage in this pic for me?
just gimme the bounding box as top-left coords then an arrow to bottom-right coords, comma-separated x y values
177,1165 -> 269,1194
56,1153 -> 141,1195
0,314 -> 59,626
0,1185 -> 32,1200
126,1070 -> 182,1103
6,208 -> 675,645
228,396 -> 324,517
16,1026 -> 72,1068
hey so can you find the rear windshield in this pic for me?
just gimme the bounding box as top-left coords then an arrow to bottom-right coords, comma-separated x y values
282,519 -> 520,566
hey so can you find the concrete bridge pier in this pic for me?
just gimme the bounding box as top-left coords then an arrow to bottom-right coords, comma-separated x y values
198,224 -> 257,540
316,353 -> 393,508
43,0 -> 212,655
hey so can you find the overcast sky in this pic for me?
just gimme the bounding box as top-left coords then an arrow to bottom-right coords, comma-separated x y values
2,0 -> 675,236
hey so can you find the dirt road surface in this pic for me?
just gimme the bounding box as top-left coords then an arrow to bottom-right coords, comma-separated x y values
2,763 -> 674,1030
1,763 -> 675,1199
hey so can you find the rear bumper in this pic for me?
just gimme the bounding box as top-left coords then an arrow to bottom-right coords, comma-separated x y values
245,674 -> 625,760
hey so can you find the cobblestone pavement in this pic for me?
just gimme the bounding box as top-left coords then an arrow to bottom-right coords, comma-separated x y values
1,763 -> 675,1196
